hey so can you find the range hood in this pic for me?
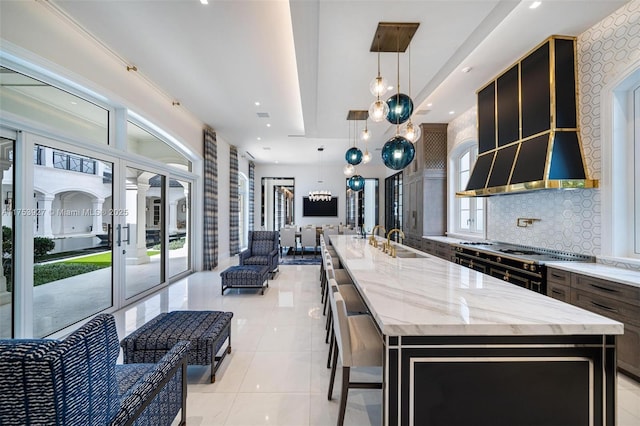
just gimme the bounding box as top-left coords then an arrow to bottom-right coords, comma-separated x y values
457,36 -> 598,197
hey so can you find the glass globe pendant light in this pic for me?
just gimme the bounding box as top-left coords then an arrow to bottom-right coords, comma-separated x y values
402,45 -> 421,143
360,118 -> 371,141
381,134 -> 415,170
348,174 -> 365,192
343,163 -> 355,176
369,99 -> 390,123
362,148 -> 372,164
386,26 -> 413,125
344,119 -> 363,165
345,147 -> 363,165
403,119 -> 421,143
369,35 -> 388,97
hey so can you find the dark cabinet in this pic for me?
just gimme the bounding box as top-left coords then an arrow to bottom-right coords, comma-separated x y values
547,267 -> 640,379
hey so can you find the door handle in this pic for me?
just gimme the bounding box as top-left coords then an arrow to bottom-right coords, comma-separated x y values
116,224 -> 122,247
123,224 -> 131,244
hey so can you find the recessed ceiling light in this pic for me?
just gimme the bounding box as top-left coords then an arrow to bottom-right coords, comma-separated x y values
254,101 -> 260,106
200,0 -> 208,4
461,66 -> 472,73
275,160 -> 279,164
266,123 -> 271,127
427,103 -> 433,107
387,85 -> 394,91
529,1 -> 541,9
70,101 -> 77,105
257,137 -> 261,141
449,111 -> 455,115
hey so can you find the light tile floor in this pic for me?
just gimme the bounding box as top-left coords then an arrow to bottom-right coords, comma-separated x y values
112,258 -> 640,426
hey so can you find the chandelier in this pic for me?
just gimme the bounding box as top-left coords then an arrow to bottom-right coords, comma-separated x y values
309,147 -> 332,202
308,190 -> 332,202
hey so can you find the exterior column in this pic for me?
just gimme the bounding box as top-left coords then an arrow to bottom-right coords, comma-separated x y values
91,198 -> 104,235
40,194 -> 54,238
126,181 -> 150,265
169,201 -> 178,234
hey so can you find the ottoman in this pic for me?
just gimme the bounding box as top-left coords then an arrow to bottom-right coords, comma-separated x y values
220,265 -> 270,295
121,310 -> 233,383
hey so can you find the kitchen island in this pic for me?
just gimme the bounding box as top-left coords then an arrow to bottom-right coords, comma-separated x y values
328,235 -> 623,426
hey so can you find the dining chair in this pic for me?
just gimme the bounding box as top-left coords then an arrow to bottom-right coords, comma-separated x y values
279,227 -> 298,258
301,226 -> 317,257
327,281 -> 383,426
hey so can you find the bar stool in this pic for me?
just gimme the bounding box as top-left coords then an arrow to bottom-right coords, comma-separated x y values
327,280 -> 383,426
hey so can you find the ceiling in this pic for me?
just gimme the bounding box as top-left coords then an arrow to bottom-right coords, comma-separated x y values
52,0 -> 628,166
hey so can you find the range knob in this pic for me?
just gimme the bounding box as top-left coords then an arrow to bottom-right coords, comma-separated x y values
496,257 -> 502,263
530,264 -> 537,272
475,251 -> 480,256
523,264 -> 529,270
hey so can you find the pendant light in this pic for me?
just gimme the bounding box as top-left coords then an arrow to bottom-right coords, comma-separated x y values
402,45 -> 421,143
381,135 -> 415,170
369,35 -> 388,98
369,35 -> 390,122
348,174 -> 365,192
360,117 -> 372,164
343,119 -> 356,176
386,26 -> 413,125
345,119 -> 363,165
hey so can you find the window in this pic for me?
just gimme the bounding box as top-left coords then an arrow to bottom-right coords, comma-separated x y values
453,143 -> 484,235
604,67 -> 640,260
52,150 -> 96,174
634,84 -> 640,255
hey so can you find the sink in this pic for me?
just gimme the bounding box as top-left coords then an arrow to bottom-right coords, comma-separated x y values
394,249 -> 427,259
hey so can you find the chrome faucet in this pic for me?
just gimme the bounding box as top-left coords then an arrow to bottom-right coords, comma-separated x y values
385,228 -> 405,258
369,225 -> 386,248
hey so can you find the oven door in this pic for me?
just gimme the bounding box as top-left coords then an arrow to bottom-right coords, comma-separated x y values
489,267 -> 531,290
456,255 -> 488,274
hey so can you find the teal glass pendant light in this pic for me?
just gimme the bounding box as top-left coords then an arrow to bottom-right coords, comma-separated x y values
348,174 -> 365,191
345,147 -> 363,165
381,135 -> 415,170
386,93 -> 413,124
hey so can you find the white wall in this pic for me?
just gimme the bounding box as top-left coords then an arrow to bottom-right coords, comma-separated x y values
255,163 -> 389,229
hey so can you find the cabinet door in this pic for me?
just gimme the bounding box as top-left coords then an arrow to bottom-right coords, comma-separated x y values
547,268 -> 571,286
618,322 -> 640,379
547,281 -> 571,303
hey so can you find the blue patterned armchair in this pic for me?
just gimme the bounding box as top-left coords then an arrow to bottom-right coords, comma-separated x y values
239,230 -> 280,274
0,313 -> 189,426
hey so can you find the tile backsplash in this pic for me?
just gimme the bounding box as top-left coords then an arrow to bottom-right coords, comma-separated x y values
487,189 -> 600,255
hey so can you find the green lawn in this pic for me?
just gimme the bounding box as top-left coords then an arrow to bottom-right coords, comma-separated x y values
60,250 -> 160,265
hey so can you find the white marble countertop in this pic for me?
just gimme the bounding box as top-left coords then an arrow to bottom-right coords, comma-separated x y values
329,235 -> 623,337
546,262 -> 640,289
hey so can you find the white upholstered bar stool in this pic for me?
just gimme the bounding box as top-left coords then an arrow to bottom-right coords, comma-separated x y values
324,265 -> 368,368
327,280 -> 383,426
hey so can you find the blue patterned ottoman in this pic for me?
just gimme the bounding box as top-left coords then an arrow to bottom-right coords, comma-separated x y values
121,310 -> 233,383
220,265 -> 270,295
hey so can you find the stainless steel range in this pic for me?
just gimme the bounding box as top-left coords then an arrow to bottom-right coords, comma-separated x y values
452,242 -> 594,294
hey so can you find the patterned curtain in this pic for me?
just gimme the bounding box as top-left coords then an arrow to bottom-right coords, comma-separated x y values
203,127 -> 218,269
248,161 -> 255,232
229,145 -> 239,255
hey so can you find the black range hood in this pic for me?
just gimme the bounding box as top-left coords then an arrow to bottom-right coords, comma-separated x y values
457,36 -> 598,197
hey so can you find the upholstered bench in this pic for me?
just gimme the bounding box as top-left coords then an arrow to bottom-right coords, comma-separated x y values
220,264 -> 270,295
121,310 -> 233,383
